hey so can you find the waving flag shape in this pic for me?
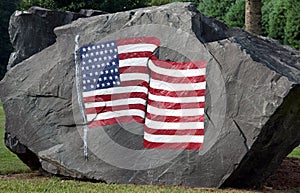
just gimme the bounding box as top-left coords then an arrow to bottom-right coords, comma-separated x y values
78,36 -> 206,150
143,57 -> 206,150
80,37 -> 159,128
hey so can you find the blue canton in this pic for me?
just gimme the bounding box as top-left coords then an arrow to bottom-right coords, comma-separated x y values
80,40 -> 120,92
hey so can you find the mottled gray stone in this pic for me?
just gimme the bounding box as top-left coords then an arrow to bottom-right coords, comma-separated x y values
1,2 -> 300,188
7,6 -> 106,69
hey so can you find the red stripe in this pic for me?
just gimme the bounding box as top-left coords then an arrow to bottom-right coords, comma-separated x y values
149,88 -> 206,97
86,104 -> 146,114
144,127 -> 204,135
117,37 -> 160,46
120,80 -> 148,87
151,70 -> 205,83
148,99 -> 204,109
150,56 -> 206,69
120,66 -> 148,74
146,113 -> 204,122
88,116 -> 144,128
83,92 -> 147,103
143,140 -> 202,150
119,51 -> 153,60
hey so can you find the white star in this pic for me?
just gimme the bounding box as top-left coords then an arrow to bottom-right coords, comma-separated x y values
114,48 -> 117,52
107,82 -> 111,86
104,77 -> 107,80
97,64 -> 101,68
98,78 -> 102,81
100,51 -> 104,55
87,80 -> 91,83
88,47 -> 91,51
97,84 -> 100,88
108,56 -> 112,60
109,76 -> 113,80
92,46 -> 96,50
90,73 -> 93,76
88,59 -> 92,63
115,68 -> 118,72
83,61 -> 86,65
81,67 -> 85,70
91,85 -> 94,88
83,48 -> 86,52
93,79 -> 97,82
90,52 -> 94,56
117,81 -> 121,85
105,50 -> 108,54
96,52 -> 99,55
115,76 -> 119,79
113,81 -> 116,85
83,86 -> 86,90
104,56 -> 107,60
101,44 -> 105,48
83,80 -> 86,84
101,63 -> 105,67
86,66 -> 89,70
109,49 -> 113,53
111,42 -> 115,46
83,74 -> 86,78
95,72 -> 99,75
110,69 -> 114,73
99,57 -> 102,61
106,62 -> 110,66
113,55 -> 117,59
92,65 -> 95,69
105,70 -> 109,74
102,83 -> 105,87
97,45 -> 100,49
101,71 -> 104,75
106,43 -> 110,47
85,53 -> 89,57
112,61 -> 116,65
82,55 -> 85,58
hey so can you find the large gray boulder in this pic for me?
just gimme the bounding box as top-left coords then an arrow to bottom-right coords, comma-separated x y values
1,2 -> 300,188
7,6 -> 106,69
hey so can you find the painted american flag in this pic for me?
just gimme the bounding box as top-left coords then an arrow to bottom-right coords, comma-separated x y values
79,36 -> 206,150
143,57 -> 206,150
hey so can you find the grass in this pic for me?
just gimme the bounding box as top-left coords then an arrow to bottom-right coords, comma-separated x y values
0,101 -> 30,175
0,101 -> 299,192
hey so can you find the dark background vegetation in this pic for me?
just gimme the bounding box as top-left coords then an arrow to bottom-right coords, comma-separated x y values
0,0 -> 299,80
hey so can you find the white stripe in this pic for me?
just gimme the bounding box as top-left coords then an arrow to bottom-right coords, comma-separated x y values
145,119 -> 204,130
149,60 -> 206,77
83,86 -> 148,97
119,58 -> 149,67
147,105 -> 204,116
150,79 -> 206,91
118,44 -> 158,54
120,73 -> 149,82
144,132 -> 204,143
148,93 -> 205,103
87,109 -> 145,121
84,98 -> 146,108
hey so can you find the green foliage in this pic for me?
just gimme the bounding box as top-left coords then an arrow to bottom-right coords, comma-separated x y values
198,0 -> 236,22
0,102 -> 30,174
284,0 -> 300,50
224,0 -> 245,28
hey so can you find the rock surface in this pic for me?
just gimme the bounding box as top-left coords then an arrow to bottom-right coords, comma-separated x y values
1,2 -> 300,188
7,6 -> 105,69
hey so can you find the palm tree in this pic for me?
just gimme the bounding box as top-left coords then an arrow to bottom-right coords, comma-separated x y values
245,0 -> 262,35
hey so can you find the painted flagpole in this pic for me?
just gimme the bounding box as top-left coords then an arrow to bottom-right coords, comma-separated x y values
74,35 -> 89,160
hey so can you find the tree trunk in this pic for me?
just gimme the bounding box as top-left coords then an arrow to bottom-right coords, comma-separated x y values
245,0 -> 262,35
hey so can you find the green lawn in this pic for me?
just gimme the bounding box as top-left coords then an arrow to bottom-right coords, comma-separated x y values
0,101 -> 299,192
0,101 -> 30,175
